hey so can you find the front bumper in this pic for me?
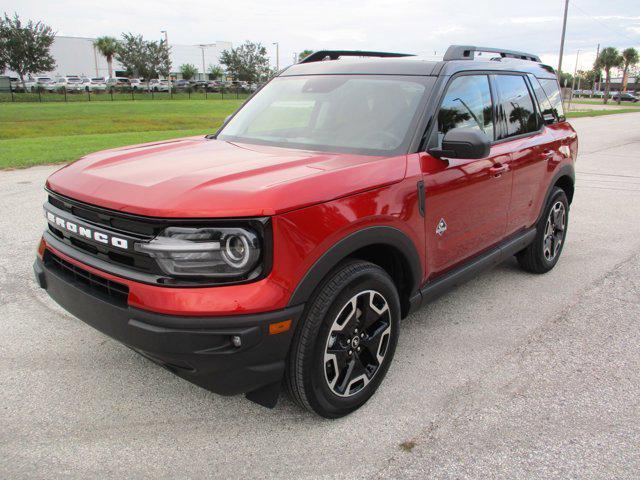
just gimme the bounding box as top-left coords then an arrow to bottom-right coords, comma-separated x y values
34,253 -> 303,400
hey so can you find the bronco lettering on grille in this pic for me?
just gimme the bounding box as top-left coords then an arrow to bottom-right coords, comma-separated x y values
45,210 -> 129,250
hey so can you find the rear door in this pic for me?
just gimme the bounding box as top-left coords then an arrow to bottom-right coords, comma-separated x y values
421,74 -> 512,277
491,74 -> 551,234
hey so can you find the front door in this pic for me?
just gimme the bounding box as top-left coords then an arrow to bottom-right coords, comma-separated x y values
421,74 -> 513,278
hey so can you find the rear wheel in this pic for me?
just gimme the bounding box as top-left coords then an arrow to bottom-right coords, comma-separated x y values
285,260 -> 400,418
517,187 -> 569,273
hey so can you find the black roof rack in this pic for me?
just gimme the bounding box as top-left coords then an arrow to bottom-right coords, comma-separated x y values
300,50 -> 415,64
443,45 -> 541,63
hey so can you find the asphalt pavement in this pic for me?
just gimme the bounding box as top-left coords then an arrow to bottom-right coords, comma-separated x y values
1,113 -> 639,479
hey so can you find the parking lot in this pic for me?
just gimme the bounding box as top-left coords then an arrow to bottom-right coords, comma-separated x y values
1,113 -> 639,478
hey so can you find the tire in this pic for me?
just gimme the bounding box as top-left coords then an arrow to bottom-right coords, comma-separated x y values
517,187 -> 569,274
285,260 -> 400,418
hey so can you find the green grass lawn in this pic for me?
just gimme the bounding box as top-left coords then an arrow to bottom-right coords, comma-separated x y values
2,97 -> 639,169
565,108 -> 640,118
0,99 -> 244,169
572,99 -> 640,107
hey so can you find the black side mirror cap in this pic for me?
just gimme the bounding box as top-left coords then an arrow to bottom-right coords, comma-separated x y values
428,127 -> 491,160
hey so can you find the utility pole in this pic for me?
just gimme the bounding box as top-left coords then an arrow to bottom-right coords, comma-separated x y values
273,42 -> 280,71
161,30 -> 172,92
593,43 -> 601,97
569,49 -> 580,109
557,0 -> 569,76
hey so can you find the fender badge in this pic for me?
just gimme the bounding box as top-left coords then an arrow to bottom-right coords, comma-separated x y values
436,218 -> 447,236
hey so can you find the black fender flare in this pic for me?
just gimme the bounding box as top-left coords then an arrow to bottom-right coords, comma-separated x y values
287,226 -> 423,308
536,163 -> 575,224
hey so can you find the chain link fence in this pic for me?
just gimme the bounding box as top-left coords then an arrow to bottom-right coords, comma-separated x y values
1,85 -> 256,103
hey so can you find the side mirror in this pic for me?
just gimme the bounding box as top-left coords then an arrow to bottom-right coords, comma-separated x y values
224,115 -> 232,124
428,127 -> 491,159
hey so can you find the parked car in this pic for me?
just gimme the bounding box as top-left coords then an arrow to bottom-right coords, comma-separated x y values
78,77 -> 93,91
193,80 -> 209,90
9,77 -> 22,92
206,80 -> 224,92
130,78 -> 145,90
89,77 -> 107,92
610,92 -> 639,102
174,79 -> 191,90
106,77 -> 131,90
24,76 -> 53,92
35,45 -> 577,418
46,76 -> 84,92
148,79 -> 169,92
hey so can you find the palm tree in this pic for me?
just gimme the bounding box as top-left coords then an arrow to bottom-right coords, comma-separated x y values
594,47 -> 623,104
93,36 -> 119,79
619,47 -> 639,103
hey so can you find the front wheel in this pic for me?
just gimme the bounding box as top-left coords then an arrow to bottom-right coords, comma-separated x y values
517,187 -> 569,273
285,260 -> 400,418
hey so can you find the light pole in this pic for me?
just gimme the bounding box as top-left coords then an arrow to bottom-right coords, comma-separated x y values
161,30 -> 171,93
272,42 -> 279,71
198,45 -> 206,80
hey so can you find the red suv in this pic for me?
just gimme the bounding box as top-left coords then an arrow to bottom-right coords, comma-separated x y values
34,46 -> 577,418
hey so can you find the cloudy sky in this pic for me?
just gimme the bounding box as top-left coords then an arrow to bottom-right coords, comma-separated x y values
4,0 -> 639,72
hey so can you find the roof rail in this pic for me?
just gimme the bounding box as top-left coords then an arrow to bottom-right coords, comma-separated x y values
443,45 -> 541,63
299,50 -> 415,64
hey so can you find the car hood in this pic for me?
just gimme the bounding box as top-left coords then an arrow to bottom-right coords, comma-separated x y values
46,136 -> 407,217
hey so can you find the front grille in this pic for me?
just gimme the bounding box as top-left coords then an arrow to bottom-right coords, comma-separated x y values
44,250 -> 129,307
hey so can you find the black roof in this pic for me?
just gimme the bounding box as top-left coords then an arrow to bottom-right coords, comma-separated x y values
280,46 -> 557,80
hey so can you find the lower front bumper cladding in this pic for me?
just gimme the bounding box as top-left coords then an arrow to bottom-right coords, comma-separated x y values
34,255 -> 303,408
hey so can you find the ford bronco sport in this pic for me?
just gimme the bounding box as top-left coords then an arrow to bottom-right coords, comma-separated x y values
34,45 -> 577,418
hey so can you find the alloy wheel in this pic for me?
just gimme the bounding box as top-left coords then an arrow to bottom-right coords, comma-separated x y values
323,290 -> 392,397
543,201 -> 566,261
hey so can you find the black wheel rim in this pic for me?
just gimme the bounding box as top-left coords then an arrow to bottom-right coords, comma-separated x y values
543,201 -> 566,261
323,290 -> 392,397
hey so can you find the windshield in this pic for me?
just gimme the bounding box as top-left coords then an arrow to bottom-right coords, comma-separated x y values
217,75 -> 431,155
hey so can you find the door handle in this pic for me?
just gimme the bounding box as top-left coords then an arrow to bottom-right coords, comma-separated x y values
542,150 -> 555,160
489,163 -> 509,177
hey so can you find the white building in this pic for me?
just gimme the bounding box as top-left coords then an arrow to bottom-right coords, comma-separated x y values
10,35 -> 232,80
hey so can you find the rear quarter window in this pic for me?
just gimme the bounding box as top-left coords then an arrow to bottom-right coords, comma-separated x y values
538,78 -> 566,122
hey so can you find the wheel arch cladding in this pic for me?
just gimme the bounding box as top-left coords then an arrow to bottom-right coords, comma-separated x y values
287,226 -> 422,318
554,174 -> 575,204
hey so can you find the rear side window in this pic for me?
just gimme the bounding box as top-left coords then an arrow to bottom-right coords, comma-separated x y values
538,78 -> 566,122
436,75 -> 494,143
494,75 -> 539,139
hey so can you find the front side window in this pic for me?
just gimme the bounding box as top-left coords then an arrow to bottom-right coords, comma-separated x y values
436,75 -> 494,144
494,75 -> 539,139
218,75 -> 431,155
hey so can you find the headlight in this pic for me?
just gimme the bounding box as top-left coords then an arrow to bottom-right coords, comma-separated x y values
135,226 -> 261,279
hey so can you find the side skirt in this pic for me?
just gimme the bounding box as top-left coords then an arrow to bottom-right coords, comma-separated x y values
411,228 -> 536,311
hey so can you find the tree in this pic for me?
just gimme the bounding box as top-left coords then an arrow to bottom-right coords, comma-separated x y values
298,50 -> 313,62
594,47 -> 623,104
207,64 -> 224,80
93,36 -> 118,78
620,47 -> 639,98
180,63 -> 198,80
558,72 -> 573,88
116,33 -> 146,77
0,13 -> 55,90
146,39 -> 171,80
115,33 -> 171,81
219,41 -> 270,83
